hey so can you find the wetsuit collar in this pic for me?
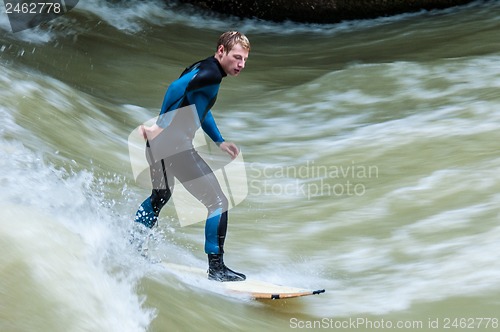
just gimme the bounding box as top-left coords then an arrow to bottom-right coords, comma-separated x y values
211,56 -> 227,78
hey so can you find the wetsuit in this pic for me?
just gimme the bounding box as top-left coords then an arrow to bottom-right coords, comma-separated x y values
135,56 -> 229,255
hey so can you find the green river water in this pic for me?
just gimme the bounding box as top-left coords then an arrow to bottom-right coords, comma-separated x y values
1,1 -> 500,331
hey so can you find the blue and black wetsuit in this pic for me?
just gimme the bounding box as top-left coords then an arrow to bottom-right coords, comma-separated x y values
135,56 -> 229,255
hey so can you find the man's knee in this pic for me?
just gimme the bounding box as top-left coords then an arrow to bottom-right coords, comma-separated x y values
151,189 -> 171,214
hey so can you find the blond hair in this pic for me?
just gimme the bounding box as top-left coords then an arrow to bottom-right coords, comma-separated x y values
216,31 -> 251,53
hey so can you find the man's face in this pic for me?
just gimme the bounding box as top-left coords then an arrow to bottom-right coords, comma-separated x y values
217,43 -> 249,77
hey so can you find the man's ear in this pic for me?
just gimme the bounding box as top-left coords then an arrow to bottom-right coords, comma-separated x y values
217,45 -> 225,55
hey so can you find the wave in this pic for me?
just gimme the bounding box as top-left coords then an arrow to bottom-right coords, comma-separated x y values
73,0 -> 496,35
0,135 -> 156,331
0,60 -> 156,331
1,0 -> 493,45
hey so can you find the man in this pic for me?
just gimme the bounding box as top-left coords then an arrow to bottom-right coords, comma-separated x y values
135,31 -> 250,282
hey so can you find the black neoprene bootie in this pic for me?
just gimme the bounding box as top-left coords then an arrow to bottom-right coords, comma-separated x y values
208,254 -> 246,282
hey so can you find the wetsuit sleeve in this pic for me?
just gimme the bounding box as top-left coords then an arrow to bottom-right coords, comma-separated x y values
201,110 -> 224,145
185,64 -> 225,143
187,88 -> 225,144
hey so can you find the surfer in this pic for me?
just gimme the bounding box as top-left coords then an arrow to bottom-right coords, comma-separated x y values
134,31 -> 250,282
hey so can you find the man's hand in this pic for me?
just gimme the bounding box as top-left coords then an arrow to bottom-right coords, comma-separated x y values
139,124 -> 163,141
219,142 -> 239,160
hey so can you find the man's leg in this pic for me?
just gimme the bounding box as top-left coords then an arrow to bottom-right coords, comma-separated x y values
135,158 -> 174,228
171,149 -> 245,281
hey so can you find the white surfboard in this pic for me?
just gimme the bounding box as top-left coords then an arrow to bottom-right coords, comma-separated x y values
162,262 -> 325,300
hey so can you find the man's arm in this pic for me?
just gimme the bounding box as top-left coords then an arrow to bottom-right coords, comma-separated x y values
188,88 -> 239,159
199,109 -> 224,144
